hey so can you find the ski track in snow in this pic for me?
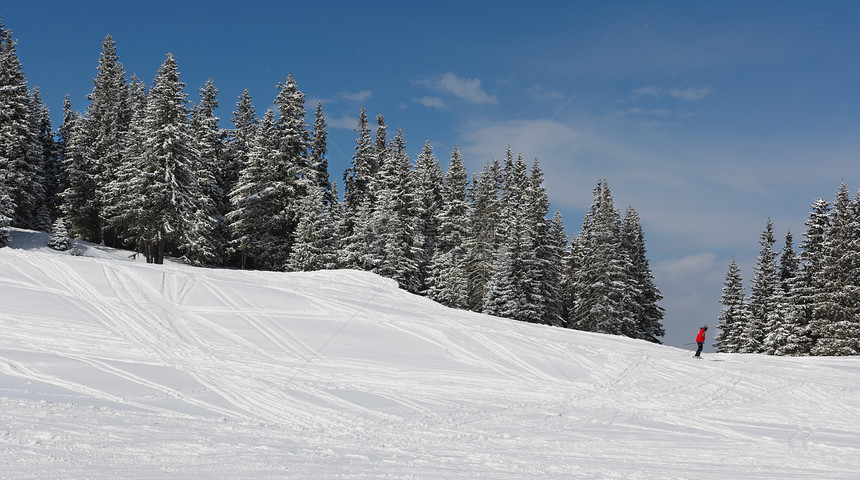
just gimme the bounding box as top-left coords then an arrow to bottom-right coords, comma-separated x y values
2,229 -> 860,479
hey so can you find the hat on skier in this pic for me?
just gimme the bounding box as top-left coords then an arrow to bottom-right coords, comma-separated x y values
702,325 -> 708,330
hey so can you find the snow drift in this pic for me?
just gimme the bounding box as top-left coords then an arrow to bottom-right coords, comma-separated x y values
1,229 -> 859,479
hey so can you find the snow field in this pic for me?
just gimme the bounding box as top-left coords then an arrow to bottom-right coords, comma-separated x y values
1,229 -> 859,479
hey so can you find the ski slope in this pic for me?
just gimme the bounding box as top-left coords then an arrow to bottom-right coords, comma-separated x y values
1,229 -> 859,479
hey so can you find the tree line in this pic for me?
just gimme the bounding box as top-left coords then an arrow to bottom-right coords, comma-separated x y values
0,25 -> 664,342
716,182 -> 860,356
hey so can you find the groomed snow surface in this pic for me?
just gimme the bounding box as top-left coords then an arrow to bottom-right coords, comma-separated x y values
1,229 -> 858,479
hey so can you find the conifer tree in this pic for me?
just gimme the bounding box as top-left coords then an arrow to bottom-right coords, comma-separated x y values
777,198 -> 831,356
183,79 -> 225,266
309,101 -> 334,206
427,147 -> 470,309
0,22 -> 43,230
543,210 -> 569,326
48,217 -> 72,251
464,160 -> 501,311
413,140 -> 444,291
811,182 -> 860,355
135,53 -> 198,264
368,129 -> 422,291
714,258 -> 748,353
79,34 -> 130,245
572,180 -> 638,336
341,108 -> 375,244
30,87 -> 58,231
287,184 -> 339,272
622,206 -> 665,342
742,219 -> 779,354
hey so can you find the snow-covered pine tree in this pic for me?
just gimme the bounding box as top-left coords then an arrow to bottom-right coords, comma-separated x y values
183,79 -> 226,266
30,87 -> 58,231
543,210 -> 569,327
82,34 -> 130,246
0,22 -> 43,230
521,158 -> 551,324
413,140 -> 444,292
223,89 -> 257,267
482,241 -> 527,319
0,168 -> 13,246
714,258 -> 748,353
367,129 -> 422,292
340,108 -> 375,251
811,182 -> 860,355
621,206 -> 665,343
741,219 -> 779,354
309,101 -> 335,207
287,184 -> 339,272
227,110 -> 281,270
427,146 -> 470,309
464,160 -> 501,311
572,180 -> 638,336
778,197 -> 831,356
136,53 -> 198,264
48,217 -> 71,251
766,231 -> 801,355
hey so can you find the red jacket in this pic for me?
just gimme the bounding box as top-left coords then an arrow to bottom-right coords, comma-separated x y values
696,328 -> 706,343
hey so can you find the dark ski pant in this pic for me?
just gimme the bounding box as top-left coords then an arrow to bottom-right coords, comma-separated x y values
695,341 -> 703,357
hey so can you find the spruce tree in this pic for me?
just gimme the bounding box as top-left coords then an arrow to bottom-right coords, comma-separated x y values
309,101 -> 335,207
714,258 -> 748,353
48,217 -> 72,251
464,160 -> 501,311
136,53 -> 198,264
413,140 -> 444,291
622,206 -> 665,343
572,180 -> 638,336
811,183 -> 860,355
427,147 -> 470,309
30,87 -> 58,231
542,210 -> 569,327
287,184 -> 339,272
0,22 -> 43,230
742,219 -> 779,354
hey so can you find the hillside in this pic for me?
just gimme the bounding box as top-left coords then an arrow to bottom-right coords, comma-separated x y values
1,229 -> 859,479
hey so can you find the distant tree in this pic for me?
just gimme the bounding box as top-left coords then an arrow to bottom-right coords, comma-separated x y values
543,210 -> 569,327
714,258 -> 748,353
811,182 -> 860,355
413,140 -> 444,291
135,53 -> 198,264
741,219 -> 779,354
48,217 -> 72,251
30,87 -> 59,231
464,160 -> 501,311
287,184 -> 339,272
427,147 -> 470,309
309,101 -> 335,206
572,180 -> 638,336
0,22 -> 43,230
622,206 -> 665,343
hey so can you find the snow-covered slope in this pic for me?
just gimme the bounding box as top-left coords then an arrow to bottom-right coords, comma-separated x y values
1,229 -> 859,479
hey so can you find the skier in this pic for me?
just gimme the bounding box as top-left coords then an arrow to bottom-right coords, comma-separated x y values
694,325 -> 707,358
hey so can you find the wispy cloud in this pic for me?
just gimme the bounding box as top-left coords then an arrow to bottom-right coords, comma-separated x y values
327,113 -> 358,130
416,96 -> 448,109
633,85 -> 714,102
418,72 -> 497,104
340,90 -> 372,102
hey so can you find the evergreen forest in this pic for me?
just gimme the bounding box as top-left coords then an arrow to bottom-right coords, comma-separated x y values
0,24 -> 665,342
716,181 -> 860,356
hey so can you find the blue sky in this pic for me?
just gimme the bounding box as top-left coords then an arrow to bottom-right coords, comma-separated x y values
5,1 -> 860,348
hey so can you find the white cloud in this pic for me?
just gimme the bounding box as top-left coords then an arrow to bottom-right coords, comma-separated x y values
416,96 -> 447,109
632,85 -> 713,102
327,113 -> 358,130
340,90 -> 372,102
418,73 -> 497,104
654,252 -> 718,277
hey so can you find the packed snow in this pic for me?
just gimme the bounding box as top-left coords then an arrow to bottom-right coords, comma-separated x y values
1,229 -> 859,479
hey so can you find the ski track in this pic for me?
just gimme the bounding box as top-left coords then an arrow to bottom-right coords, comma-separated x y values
2,233 -> 860,479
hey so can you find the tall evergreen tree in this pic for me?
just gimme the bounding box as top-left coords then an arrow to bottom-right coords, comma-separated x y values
464,160 -> 501,311
742,219 -> 779,354
413,140 -> 444,291
309,101 -> 335,206
621,206 -> 665,342
183,79 -> 225,266
427,147 -> 470,309
135,53 -> 198,264
81,34 -> 130,245
287,184 -> 339,272
341,107 -> 375,242
543,210 -> 569,327
30,87 -> 58,231
714,258 -> 748,353
572,180 -> 638,336
811,182 -> 860,355
0,22 -> 42,230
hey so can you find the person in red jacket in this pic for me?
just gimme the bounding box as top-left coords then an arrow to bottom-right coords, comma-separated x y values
694,325 -> 708,357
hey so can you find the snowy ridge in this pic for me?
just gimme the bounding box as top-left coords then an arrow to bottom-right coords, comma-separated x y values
1,229 -> 859,479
